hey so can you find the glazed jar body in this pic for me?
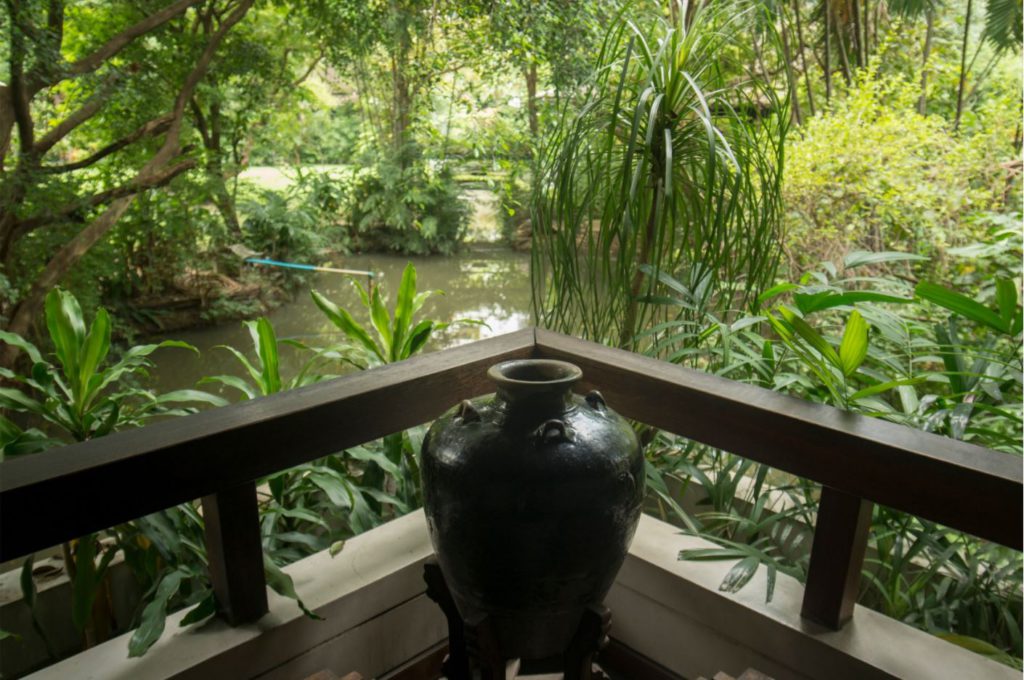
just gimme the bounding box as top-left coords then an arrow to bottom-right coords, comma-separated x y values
420,360 -> 643,660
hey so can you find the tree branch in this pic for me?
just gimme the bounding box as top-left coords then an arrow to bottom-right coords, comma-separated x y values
32,74 -> 120,157
29,0 -> 203,93
38,113 -> 174,174
14,157 -> 197,233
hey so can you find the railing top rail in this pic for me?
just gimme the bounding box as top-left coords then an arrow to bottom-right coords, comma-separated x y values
1,327 -> 1020,562
0,329 -> 536,560
533,330 -> 1022,549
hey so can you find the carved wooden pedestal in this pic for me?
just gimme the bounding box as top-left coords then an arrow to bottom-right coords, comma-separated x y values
423,560 -> 611,680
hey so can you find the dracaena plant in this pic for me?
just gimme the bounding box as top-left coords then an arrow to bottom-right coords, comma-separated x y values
0,288 -> 225,653
311,262 -> 479,511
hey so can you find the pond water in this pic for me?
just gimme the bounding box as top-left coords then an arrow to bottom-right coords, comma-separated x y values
147,246 -> 532,394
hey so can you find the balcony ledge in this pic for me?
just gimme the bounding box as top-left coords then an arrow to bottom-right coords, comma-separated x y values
25,511 -> 1015,680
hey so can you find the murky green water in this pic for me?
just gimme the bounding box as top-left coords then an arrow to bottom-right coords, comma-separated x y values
147,246 -> 532,393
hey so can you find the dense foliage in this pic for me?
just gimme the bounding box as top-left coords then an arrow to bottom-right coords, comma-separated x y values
0,0 -> 1021,673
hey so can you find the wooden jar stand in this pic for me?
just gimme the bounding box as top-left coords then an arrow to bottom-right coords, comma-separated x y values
423,560 -> 611,680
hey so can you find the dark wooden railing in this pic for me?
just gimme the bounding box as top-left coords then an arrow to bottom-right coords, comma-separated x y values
2,328 -> 1020,631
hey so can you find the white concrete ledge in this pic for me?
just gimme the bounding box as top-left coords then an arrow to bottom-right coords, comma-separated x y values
27,511 -> 445,680
27,511 -> 1017,680
609,514 -> 1018,680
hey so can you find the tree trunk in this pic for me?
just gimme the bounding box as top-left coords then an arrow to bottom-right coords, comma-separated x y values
1,0 -> 253,369
835,10 -> 853,85
780,19 -> 803,125
525,62 -> 539,141
824,0 -> 833,102
862,0 -> 870,61
792,0 -> 816,116
918,7 -> 934,115
851,0 -> 864,67
954,0 -> 972,130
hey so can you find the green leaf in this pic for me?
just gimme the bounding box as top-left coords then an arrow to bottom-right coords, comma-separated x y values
390,263 -> 418,362
995,278 -> 1020,331
45,289 -> 84,387
850,376 -> 927,401
309,471 -> 355,508
20,555 -> 36,610
756,282 -> 798,307
719,556 -> 760,593
838,310 -> 869,377
780,308 -> 841,368
128,569 -> 184,657
71,535 -> 98,633
197,375 -> 259,400
794,291 -> 913,315
179,593 -> 217,627
345,445 -> 401,477
915,282 -> 1008,333
264,554 -> 321,620
843,251 -> 928,268
0,330 -> 44,364
311,290 -> 384,363
368,286 -> 393,358
255,318 -> 281,394
78,308 -> 111,405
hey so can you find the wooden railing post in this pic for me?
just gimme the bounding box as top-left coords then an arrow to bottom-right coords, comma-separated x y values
800,486 -> 873,629
202,481 -> 268,625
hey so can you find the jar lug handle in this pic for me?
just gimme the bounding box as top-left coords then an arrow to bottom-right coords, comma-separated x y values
535,419 -> 575,444
456,400 -> 481,424
585,390 -> 607,410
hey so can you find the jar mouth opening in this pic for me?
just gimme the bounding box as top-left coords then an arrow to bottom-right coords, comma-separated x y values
488,359 -> 582,391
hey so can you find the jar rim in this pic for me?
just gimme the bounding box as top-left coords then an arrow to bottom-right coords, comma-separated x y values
487,359 -> 582,392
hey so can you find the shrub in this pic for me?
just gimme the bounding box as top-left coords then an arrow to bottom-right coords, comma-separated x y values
782,67 -> 1016,271
345,151 -> 468,255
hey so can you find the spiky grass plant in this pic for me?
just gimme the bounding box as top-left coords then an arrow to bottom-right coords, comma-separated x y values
531,0 -> 788,351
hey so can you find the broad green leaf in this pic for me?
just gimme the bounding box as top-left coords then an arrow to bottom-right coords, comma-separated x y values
0,388 -> 48,418
71,535 -> 98,633
264,554 -> 321,620
850,376 -> 927,401
391,263 -> 417,362
197,375 -> 259,400
128,569 -> 184,657
346,446 -> 401,477
402,320 -> 434,358
838,310 -> 869,377
311,290 -> 384,363
0,330 -> 44,364
794,291 -> 913,315
179,592 -> 217,627
719,556 -> 760,593
780,308 -> 841,368
309,471 -> 354,508
995,278 -> 1020,331
915,282 -> 1008,333
756,282 -> 798,307
45,289 -> 83,386
20,555 -> 36,609
369,287 -> 393,358
78,308 -> 111,408
844,251 -> 928,268
255,318 -> 281,394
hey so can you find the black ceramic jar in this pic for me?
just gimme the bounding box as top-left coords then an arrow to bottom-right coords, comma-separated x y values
420,359 -> 643,660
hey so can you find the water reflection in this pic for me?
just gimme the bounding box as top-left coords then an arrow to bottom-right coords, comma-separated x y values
148,247 -> 532,393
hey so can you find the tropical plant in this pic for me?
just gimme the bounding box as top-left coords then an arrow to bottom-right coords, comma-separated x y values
640,259 -> 1023,665
531,0 -> 788,349
0,288 -> 225,652
311,262 -> 477,509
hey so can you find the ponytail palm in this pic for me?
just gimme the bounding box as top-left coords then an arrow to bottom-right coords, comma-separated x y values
531,0 -> 787,351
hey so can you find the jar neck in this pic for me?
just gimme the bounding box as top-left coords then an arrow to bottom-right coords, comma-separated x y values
494,385 -> 575,417
487,359 -> 582,419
